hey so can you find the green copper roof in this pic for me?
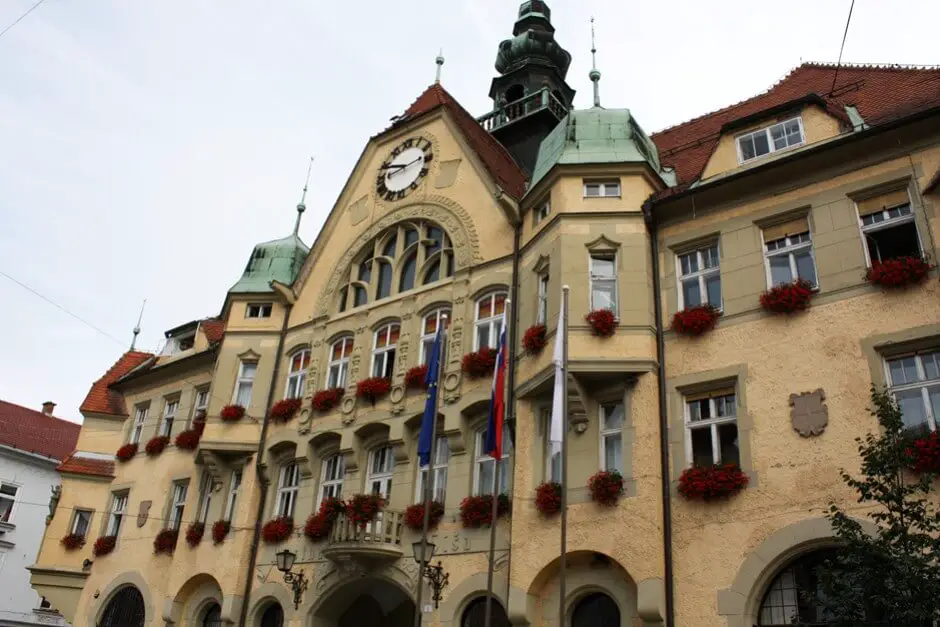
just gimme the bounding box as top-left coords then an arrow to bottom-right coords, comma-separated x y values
229,233 -> 309,294
528,107 -> 677,192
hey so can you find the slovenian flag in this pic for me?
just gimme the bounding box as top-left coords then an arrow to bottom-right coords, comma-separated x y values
484,326 -> 508,460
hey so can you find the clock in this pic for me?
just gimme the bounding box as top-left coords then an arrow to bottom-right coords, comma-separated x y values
376,137 -> 433,201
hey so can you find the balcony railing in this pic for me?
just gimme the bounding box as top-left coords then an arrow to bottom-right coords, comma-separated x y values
477,88 -> 568,133
322,510 -> 405,562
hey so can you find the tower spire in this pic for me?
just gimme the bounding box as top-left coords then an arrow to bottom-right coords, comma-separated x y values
294,156 -> 314,236
435,49 -> 445,84
131,299 -> 146,350
590,16 -> 602,108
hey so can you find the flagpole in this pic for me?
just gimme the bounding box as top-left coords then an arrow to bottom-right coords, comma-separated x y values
558,286 -> 569,627
483,298 -> 510,627
414,318 -> 447,627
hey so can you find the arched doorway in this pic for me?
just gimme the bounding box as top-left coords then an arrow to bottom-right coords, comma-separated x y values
201,602 -> 222,627
572,592 -> 619,627
461,597 -> 510,627
99,586 -> 145,627
311,577 -> 415,627
757,549 -> 838,625
259,603 -> 284,627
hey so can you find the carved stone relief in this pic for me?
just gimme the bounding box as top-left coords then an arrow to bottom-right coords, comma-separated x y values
790,389 -> 828,437
136,501 -> 151,528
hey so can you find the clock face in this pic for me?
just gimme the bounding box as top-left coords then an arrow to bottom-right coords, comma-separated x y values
376,137 -> 433,201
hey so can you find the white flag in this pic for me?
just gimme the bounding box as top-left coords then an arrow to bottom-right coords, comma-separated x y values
549,299 -> 565,457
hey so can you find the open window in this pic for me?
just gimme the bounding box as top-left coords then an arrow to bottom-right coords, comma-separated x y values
856,189 -> 921,264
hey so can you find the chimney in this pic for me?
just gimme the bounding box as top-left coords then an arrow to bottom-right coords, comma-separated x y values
41,401 -> 56,416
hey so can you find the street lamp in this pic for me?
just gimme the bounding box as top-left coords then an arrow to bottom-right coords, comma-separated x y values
275,549 -> 308,610
412,540 -> 449,609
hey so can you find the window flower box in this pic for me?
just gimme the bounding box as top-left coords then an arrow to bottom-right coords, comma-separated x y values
93,535 -> 117,557
312,388 -> 344,412
865,256 -> 932,288
345,494 -> 384,527
153,529 -> 178,555
671,305 -> 721,337
535,481 -> 562,516
678,464 -> 749,501
356,377 -> 391,405
461,348 -> 498,380
174,429 -> 201,451
404,501 -> 445,532
211,520 -> 230,545
115,443 -> 138,463
318,496 -> 346,522
220,405 -> 246,422
261,517 -> 293,544
585,309 -> 617,337
588,470 -> 625,506
145,435 -> 170,456
459,494 -> 510,528
907,431 -> 940,474
405,365 -> 429,390
523,324 -> 547,354
185,522 -> 205,547
303,513 -> 332,541
60,533 -> 85,551
759,280 -> 814,314
269,398 -> 302,424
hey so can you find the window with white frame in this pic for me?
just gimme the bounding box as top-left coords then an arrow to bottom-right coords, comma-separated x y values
537,273 -> 549,324
246,303 -> 273,319
71,509 -> 92,537
420,309 -> 450,365
0,482 -> 18,523
533,199 -> 551,225
225,470 -> 242,522
131,404 -> 148,444
317,454 -> 345,507
583,180 -> 621,198
677,244 -> 721,309
275,462 -> 299,519
327,337 -> 354,388
589,254 -> 618,313
543,410 -> 561,483
234,361 -> 257,407
161,398 -> 179,437
885,350 -> 940,437
367,446 -> 395,500
169,481 -> 188,530
193,388 -> 209,417
737,117 -> 804,163
857,189 -> 921,265
474,426 -> 512,496
475,292 -> 507,350
684,389 -> 739,468
600,403 -> 624,473
107,493 -> 128,536
197,471 -> 213,523
285,349 -> 310,399
372,324 -> 400,379
762,217 -> 817,287
416,436 -> 450,503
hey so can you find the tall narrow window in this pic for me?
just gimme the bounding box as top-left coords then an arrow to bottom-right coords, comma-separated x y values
685,389 -> 739,468
475,292 -> 507,350
537,274 -> 549,324
72,509 -> 92,537
474,427 -> 512,496
169,481 -> 188,530
107,493 -> 128,536
285,349 -> 310,399
131,405 -> 148,444
376,262 -> 393,299
533,199 -> 551,225
234,362 -> 257,407
600,403 -> 624,473
677,244 -> 721,309
885,350 -> 940,437
193,388 -> 209,418
275,462 -> 300,519
367,446 -> 394,501
226,470 -> 242,522
589,255 -> 618,314
372,324 -> 400,379
400,255 -> 417,292
543,410 -> 561,483
317,454 -> 345,507
857,190 -> 921,264
197,471 -> 213,523
416,436 -> 450,503
762,218 -> 817,287
327,337 -> 354,388
421,309 -> 451,365
0,483 -> 18,523
161,398 -> 179,438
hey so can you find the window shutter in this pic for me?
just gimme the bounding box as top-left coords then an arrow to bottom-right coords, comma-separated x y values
856,189 -> 910,217
762,216 -> 809,243
685,387 -> 736,402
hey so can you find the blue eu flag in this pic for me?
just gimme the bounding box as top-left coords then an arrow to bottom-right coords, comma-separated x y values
418,324 -> 444,466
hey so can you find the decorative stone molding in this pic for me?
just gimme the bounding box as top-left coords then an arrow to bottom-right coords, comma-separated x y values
790,389 -> 828,437
584,234 -> 622,254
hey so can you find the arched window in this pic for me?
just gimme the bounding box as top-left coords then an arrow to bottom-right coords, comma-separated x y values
327,337 -> 354,388
376,261 -> 393,299
421,309 -> 451,364
400,254 -> 417,292
571,592 -> 620,627
382,236 -> 397,258
372,324 -> 400,379
461,597 -> 510,627
317,454 -> 345,508
201,603 -> 222,627
274,461 -> 299,519
475,292 -> 507,350
259,604 -> 284,627
99,586 -> 145,627
285,349 -> 310,399
758,549 -> 840,626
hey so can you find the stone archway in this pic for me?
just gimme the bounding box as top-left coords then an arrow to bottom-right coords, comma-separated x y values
309,576 -> 415,627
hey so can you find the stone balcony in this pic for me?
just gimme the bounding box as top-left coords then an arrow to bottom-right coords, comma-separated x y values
477,88 -> 568,133
321,510 -> 405,565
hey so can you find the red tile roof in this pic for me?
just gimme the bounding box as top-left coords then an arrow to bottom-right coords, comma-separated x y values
56,453 -> 115,478
0,400 -> 80,461
79,351 -> 153,416
200,318 -> 225,344
396,84 -> 528,199
650,63 -> 940,187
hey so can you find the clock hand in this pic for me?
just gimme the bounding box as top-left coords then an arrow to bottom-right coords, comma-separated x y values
387,157 -> 423,178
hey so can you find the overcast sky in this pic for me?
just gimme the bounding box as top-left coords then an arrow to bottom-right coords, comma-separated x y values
1,0 -> 938,423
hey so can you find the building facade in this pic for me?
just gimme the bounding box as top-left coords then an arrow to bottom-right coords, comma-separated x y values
1,400 -> 79,627
28,2 -> 940,626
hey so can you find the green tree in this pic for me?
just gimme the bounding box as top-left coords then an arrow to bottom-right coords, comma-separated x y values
813,388 -> 940,625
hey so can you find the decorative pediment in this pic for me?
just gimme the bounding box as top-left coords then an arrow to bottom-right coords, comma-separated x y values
236,349 -> 261,361
585,235 -> 621,255
532,254 -> 550,275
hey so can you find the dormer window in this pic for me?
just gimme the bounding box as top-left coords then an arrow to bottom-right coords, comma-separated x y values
246,303 -> 273,319
737,117 -> 804,163
162,329 -> 196,355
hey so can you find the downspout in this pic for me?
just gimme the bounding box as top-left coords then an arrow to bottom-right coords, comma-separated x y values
238,302 -> 292,627
643,198 -> 675,627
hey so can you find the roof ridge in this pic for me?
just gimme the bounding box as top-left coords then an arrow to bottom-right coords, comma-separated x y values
0,398 -> 76,426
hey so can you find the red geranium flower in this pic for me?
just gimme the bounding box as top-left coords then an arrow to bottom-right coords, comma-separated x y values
865,256 -> 932,288
522,324 -> 547,354
60,533 -> 85,550
404,501 -> 445,531
153,529 -> 178,555
269,398 -> 302,423
261,517 -> 293,544
678,464 -> 749,501
303,513 -> 332,541
671,305 -> 720,337
461,348 -> 498,379
312,388 -> 344,412
405,365 -> 429,390
588,470 -> 625,506
534,482 -> 562,516
115,443 -> 138,462
145,435 -> 170,457
458,494 -> 510,528
175,429 -> 201,451
318,496 -> 346,521
345,494 -> 385,527
185,522 -> 205,547
355,377 -> 391,405
759,280 -> 814,314
585,309 -> 617,337
908,431 -> 940,474
211,520 -> 230,545
93,535 -> 117,557
220,405 -> 246,422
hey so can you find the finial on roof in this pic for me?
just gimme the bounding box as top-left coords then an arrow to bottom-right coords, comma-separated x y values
435,49 -> 445,84
130,299 -> 146,350
294,156 -> 314,236
589,16 -> 602,108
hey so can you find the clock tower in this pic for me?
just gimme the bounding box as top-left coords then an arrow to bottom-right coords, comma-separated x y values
480,0 -> 575,176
